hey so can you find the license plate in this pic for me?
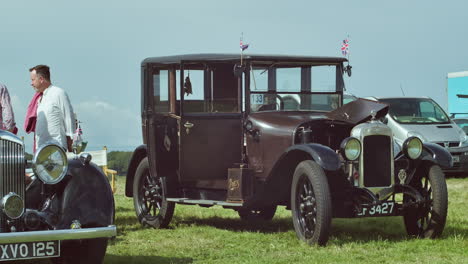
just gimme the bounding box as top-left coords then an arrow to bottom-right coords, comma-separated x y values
357,201 -> 395,217
0,241 -> 60,261
452,155 -> 460,163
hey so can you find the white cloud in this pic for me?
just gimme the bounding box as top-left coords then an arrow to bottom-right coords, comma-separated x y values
9,94 -> 141,153
75,99 -> 141,151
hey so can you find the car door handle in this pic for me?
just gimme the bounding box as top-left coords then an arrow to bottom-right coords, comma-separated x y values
184,121 -> 194,134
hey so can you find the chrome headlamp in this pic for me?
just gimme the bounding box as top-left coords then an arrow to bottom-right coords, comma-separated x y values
403,136 -> 423,160
340,137 -> 361,161
1,192 -> 24,219
33,144 -> 68,184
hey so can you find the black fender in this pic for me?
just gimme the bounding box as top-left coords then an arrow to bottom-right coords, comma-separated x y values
125,144 -> 147,197
422,143 -> 453,169
282,143 -> 341,171
56,159 -> 115,229
243,143 -> 340,208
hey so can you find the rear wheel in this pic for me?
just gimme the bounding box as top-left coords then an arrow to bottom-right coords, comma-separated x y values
291,160 -> 332,246
133,157 -> 175,228
238,205 -> 277,221
403,164 -> 448,238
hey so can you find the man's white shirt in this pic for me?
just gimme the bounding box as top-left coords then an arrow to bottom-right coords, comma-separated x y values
36,85 -> 75,150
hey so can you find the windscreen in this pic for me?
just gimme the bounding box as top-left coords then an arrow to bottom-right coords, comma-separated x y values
380,98 -> 450,124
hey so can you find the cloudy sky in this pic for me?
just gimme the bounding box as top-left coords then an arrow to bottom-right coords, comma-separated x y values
1,0 -> 467,152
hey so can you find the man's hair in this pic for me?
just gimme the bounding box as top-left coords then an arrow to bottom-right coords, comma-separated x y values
29,65 -> 51,81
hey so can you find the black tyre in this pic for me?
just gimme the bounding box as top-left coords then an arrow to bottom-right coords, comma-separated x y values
52,238 -> 108,264
403,164 -> 448,238
238,205 -> 277,221
133,157 -> 175,228
291,160 -> 332,246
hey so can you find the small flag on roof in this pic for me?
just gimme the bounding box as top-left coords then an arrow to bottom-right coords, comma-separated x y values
240,32 -> 249,51
240,39 -> 249,51
341,38 -> 349,56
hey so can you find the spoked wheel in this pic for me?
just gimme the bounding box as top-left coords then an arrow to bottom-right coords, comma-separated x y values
404,164 -> 448,238
291,160 -> 332,246
238,205 -> 277,221
133,157 -> 174,228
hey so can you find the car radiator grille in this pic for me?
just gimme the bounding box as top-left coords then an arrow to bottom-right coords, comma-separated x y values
0,139 -> 25,231
435,142 -> 459,148
363,135 -> 392,187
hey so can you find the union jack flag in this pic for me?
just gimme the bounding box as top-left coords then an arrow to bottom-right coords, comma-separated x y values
75,125 -> 83,135
240,40 -> 249,51
341,38 -> 349,56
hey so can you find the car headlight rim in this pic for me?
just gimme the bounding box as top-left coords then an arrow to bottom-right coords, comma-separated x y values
32,143 -> 68,185
1,192 -> 24,219
403,136 -> 423,160
341,137 -> 361,161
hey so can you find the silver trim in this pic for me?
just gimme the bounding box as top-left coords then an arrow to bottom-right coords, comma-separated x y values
0,225 -> 116,244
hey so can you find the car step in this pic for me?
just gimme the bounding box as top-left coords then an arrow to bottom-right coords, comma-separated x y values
166,198 -> 244,207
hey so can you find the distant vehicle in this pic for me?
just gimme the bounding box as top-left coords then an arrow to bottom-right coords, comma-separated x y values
343,93 -> 358,105
452,116 -> 468,135
126,54 -> 451,246
370,96 -> 468,175
447,71 -> 468,116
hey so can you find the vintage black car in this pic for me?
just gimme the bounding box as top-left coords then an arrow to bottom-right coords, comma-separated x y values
126,54 -> 451,245
0,131 -> 116,263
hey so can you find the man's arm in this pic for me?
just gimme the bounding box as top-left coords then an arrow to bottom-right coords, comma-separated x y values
0,84 -> 16,132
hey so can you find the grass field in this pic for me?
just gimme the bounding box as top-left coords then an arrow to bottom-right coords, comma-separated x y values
103,176 -> 467,264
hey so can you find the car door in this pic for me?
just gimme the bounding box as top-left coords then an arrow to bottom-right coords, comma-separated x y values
179,66 -> 242,190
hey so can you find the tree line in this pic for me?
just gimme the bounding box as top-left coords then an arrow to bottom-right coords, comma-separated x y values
107,151 -> 133,175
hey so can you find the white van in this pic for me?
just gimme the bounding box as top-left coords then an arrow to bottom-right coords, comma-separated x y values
370,97 -> 468,175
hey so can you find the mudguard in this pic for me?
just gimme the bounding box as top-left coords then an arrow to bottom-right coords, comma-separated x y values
283,143 -> 341,171
55,159 -> 115,229
422,143 -> 453,169
125,144 -> 147,197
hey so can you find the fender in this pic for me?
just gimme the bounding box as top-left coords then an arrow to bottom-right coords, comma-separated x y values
55,159 -> 115,229
125,144 -> 147,197
243,143 -> 340,208
422,143 -> 453,169
282,143 -> 341,171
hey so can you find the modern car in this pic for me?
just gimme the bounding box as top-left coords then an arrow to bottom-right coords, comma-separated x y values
0,132 -> 116,263
126,54 -> 451,245
369,97 -> 468,175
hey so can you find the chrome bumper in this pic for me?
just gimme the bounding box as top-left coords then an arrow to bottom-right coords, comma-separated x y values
0,225 -> 116,244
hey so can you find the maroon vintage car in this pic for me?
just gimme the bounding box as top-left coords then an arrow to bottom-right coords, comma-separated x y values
125,54 -> 451,245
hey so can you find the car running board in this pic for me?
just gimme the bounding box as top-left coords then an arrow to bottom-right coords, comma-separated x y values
166,198 -> 244,207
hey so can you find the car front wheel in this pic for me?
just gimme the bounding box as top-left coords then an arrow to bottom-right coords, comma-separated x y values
291,160 -> 332,246
403,164 -> 448,238
133,157 -> 175,228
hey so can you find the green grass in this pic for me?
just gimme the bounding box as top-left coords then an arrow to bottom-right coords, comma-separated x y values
104,176 -> 468,264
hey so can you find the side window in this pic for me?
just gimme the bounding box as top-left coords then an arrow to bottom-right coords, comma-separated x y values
179,70 -> 206,113
153,70 -> 169,113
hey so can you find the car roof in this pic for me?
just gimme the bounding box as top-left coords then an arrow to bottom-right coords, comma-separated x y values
142,53 -> 348,65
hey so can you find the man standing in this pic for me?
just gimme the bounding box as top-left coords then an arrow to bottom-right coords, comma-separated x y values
29,65 -> 75,152
0,83 -> 17,134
